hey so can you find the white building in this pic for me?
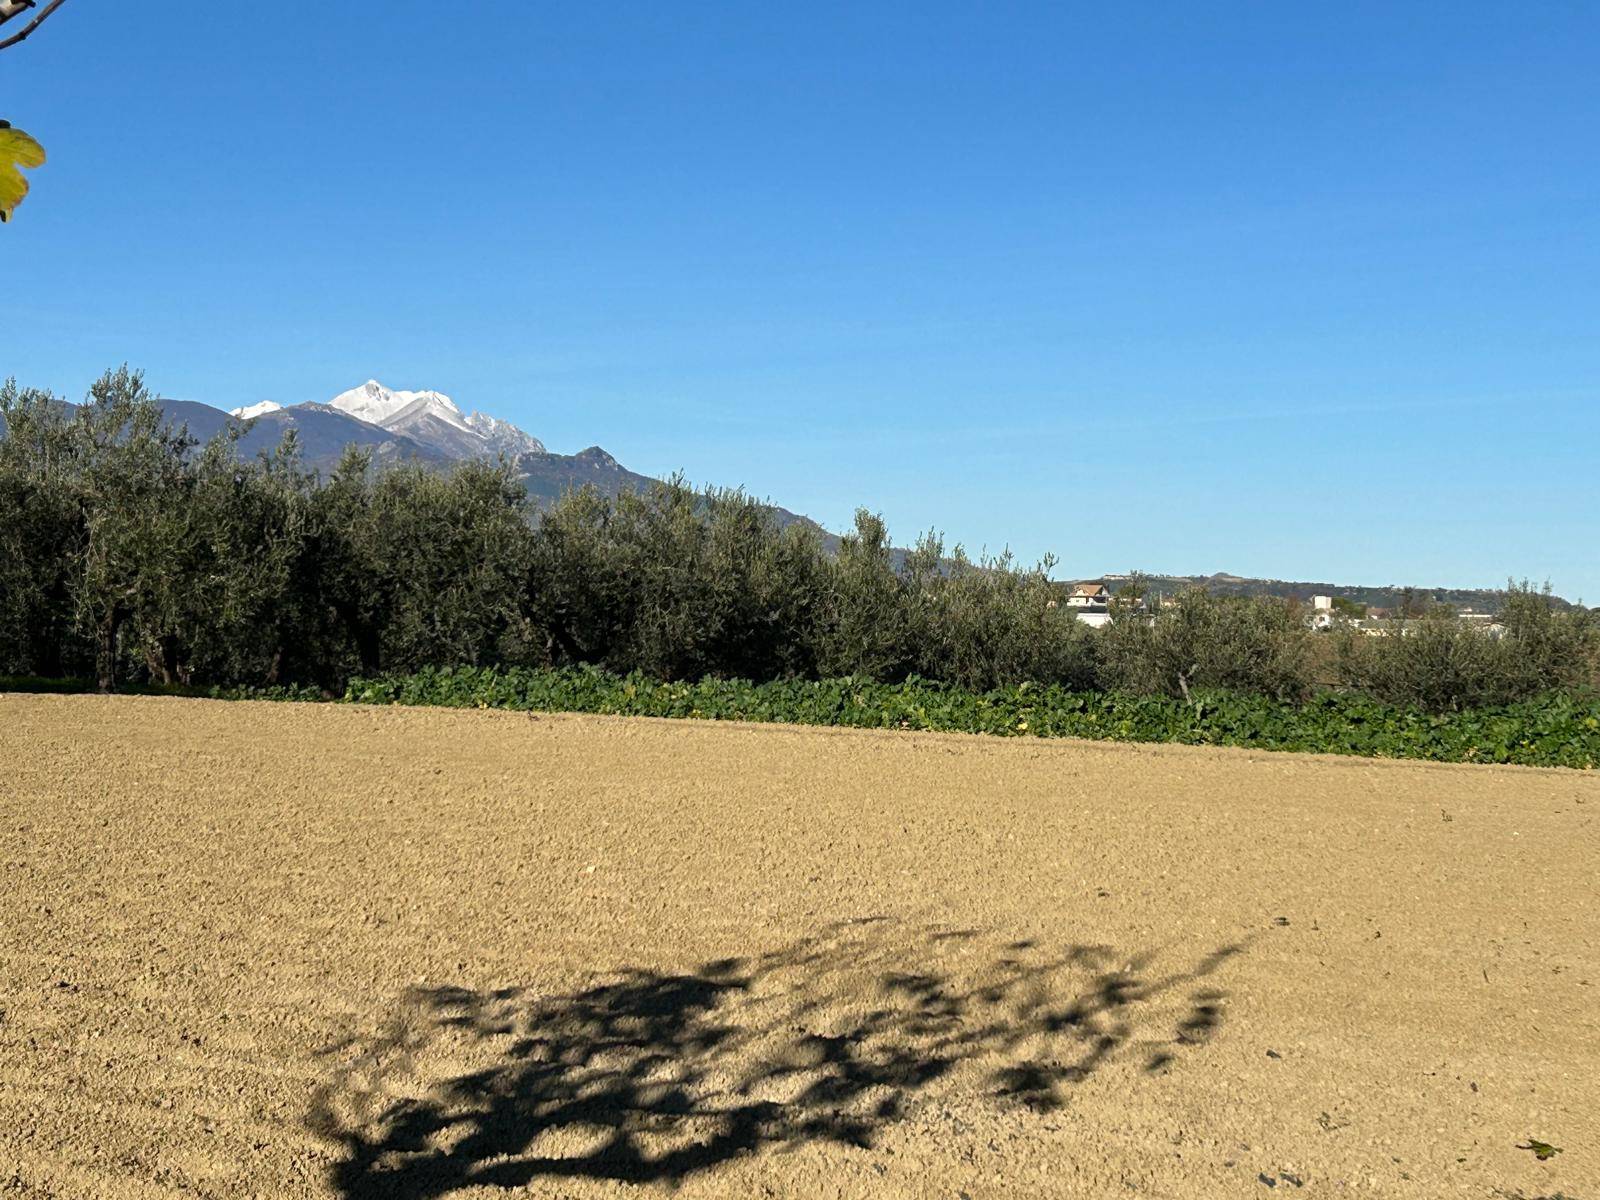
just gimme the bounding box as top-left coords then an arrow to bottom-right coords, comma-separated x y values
1066,582 -> 1111,608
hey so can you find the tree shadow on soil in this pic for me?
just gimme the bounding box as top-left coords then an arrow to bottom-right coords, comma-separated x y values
308,920 -> 1250,1198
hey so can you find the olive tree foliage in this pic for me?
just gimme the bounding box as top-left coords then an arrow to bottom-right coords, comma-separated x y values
902,536 -> 1098,692
812,510 -> 912,680
76,371 -> 202,690
174,435 -> 314,686
366,458 -> 536,673
289,451 -> 539,682
1335,581 -> 1599,710
0,378 -> 84,675
0,369 -> 541,691
526,479 -> 827,681
0,369 -> 287,689
1496,581 -> 1600,694
1097,587 -> 1313,702
575,477 -> 733,680
706,495 -> 828,681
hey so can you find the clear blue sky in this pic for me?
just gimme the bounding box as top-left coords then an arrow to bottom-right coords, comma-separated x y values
5,2 -> 1598,598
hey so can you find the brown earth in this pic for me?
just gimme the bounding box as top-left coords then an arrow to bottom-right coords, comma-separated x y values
1,694 -> 1597,1199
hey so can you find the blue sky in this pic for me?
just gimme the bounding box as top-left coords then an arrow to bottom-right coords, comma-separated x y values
4,2 -> 1597,598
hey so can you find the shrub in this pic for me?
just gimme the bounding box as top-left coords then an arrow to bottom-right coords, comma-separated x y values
1336,583 -> 1599,711
1096,588 -> 1312,701
811,510 -> 914,680
1496,581 -> 1600,695
527,479 -> 829,681
904,539 -> 1098,692
0,380 -> 88,677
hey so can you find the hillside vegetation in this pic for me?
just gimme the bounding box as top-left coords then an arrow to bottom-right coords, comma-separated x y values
3,369 -> 1597,724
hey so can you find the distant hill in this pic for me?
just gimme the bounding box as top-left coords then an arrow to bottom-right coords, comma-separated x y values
1097,573 -> 1577,614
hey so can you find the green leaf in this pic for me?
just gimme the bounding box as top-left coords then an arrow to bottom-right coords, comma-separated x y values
1517,1139 -> 1562,1161
0,121 -> 47,223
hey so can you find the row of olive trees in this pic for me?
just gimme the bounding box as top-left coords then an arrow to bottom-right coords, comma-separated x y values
3,370 -> 1595,707
1095,584 -> 1597,709
0,369 -> 1096,693
495,473 -> 1100,690
0,370 -> 530,689
1334,592 -> 1599,710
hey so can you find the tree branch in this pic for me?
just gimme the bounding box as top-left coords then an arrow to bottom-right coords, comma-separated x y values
0,0 -> 70,51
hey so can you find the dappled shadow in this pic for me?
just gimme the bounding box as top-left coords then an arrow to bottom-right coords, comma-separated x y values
309,920 -> 1250,1197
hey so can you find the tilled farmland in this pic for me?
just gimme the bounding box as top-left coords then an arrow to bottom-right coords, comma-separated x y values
2,694 -> 1595,1198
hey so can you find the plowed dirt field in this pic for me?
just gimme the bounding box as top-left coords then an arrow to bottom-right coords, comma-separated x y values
2,693 -> 1596,1198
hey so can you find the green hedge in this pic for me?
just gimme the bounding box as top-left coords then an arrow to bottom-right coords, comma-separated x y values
342,666 -> 1600,769
0,675 -> 329,702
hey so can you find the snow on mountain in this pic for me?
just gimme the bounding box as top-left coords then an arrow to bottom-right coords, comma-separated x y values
328,380 -> 464,428
229,400 -> 283,419
464,410 -> 545,458
326,380 -> 544,460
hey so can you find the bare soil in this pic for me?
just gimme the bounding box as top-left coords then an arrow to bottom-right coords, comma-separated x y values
2,694 -> 1597,1199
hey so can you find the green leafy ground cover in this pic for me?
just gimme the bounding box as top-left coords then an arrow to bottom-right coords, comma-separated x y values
10,667 -> 1596,767
342,667 -> 1600,769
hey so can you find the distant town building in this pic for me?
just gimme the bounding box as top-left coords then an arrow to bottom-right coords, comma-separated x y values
1060,581 -> 1117,627
1066,582 -> 1111,608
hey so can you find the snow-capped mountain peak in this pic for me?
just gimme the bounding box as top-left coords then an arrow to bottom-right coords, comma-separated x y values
328,380 -> 464,428
324,380 -> 544,459
229,400 -> 282,419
